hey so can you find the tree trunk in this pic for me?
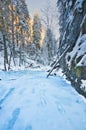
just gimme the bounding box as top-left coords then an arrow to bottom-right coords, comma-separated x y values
3,34 -> 8,71
11,4 -> 16,66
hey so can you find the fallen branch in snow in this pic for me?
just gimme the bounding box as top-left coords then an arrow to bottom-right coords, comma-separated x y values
47,46 -> 70,78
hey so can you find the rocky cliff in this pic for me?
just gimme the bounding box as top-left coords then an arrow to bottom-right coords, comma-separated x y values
57,0 -> 86,97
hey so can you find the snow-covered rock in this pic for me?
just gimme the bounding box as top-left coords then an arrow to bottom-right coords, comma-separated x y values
57,0 -> 86,97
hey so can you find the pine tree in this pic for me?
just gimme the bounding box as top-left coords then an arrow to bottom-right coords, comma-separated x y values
0,0 -> 30,69
42,28 -> 57,65
32,11 -> 42,62
0,0 -> 10,70
32,12 -> 42,49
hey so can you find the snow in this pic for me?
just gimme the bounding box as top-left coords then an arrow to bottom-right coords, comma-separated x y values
74,0 -> 83,12
66,34 -> 86,67
67,11 -> 74,25
69,1 -> 72,7
77,54 -> 86,66
0,69 -> 86,130
81,80 -> 86,92
0,52 -> 44,71
80,14 -> 86,28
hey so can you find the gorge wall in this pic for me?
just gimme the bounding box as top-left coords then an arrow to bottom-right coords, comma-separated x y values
57,0 -> 86,97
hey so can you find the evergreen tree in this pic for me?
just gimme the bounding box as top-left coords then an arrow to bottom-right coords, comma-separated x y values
42,28 -> 57,65
32,11 -> 42,62
0,0 -> 10,70
32,12 -> 42,49
0,0 -> 30,69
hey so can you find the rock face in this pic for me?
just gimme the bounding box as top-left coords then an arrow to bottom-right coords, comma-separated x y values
57,0 -> 86,97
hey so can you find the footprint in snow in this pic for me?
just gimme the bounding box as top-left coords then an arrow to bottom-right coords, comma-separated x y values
25,125 -> 32,130
6,108 -> 20,130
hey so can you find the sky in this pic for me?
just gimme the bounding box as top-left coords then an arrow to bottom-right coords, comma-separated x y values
26,0 -> 57,15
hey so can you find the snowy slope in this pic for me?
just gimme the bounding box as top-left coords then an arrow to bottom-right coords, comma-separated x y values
0,70 -> 86,130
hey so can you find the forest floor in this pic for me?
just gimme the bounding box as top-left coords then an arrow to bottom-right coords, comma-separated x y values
0,69 -> 86,130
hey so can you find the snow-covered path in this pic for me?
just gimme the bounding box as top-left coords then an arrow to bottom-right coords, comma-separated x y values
0,70 -> 86,130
